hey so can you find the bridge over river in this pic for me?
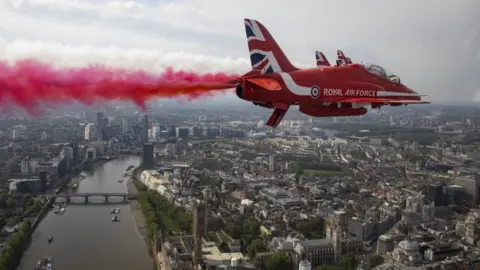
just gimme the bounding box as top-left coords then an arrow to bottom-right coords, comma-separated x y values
53,193 -> 137,204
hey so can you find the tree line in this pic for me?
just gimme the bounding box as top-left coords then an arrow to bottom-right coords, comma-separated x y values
0,197 -> 45,270
0,221 -> 32,270
262,252 -> 358,270
134,180 -> 192,241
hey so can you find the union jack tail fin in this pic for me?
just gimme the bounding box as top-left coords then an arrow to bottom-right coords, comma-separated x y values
337,49 -> 353,65
244,19 -> 298,74
315,51 -> 331,67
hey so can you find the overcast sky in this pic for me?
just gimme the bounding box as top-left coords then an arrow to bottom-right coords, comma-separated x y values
0,0 -> 479,104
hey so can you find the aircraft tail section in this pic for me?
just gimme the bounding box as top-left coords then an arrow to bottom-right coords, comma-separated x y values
337,50 -> 353,65
315,51 -> 331,67
244,19 -> 298,74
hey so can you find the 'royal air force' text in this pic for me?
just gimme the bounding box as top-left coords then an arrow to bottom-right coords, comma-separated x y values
323,89 -> 377,97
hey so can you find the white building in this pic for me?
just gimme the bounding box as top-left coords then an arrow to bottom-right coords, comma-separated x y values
84,123 -> 96,141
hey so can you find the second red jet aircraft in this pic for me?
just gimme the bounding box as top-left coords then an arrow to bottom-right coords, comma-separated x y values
235,19 -> 429,128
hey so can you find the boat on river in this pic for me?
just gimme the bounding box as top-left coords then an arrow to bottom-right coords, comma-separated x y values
35,256 -> 53,270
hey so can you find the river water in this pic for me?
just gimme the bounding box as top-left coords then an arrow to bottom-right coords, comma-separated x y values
17,156 -> 153,270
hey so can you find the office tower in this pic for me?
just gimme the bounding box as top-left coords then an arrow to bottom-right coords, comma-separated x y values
84,123 -> 96,141
122,118 -> 131,133
175,127 -> 189,139
426,183 -> 444,206
70,143 -> 80,165
142,114 -> 149,143
455,176 -> 479,206
96,112 -> 104,141
142,143 -> 154,169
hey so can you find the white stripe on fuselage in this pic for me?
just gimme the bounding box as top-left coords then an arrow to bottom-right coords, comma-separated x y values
275,72 -> 422,98
277,72 -> 312,95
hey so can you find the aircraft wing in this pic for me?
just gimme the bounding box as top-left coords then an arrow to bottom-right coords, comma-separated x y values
326,97 -> 430,104
266,107 -> 288,127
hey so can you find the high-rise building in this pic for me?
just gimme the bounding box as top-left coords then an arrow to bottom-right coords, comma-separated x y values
269,154 -> 275,171
455,176 -> 479,206
84,123 -> 96,141
41,132 -> 47,141
96,112 -> 104,141
122,119 -> 131,133
193,202 -> 207,266
12,130 -> 20,140
142,114 -> 149,143
426,183 -> 444,206
175,127 -> 189,138
142,143 -> 154,169
61,147 -> 74,168
70,143 -> 80,166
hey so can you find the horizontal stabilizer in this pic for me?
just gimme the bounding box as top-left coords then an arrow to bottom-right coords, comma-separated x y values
266,107 -> 288,128
246,78 -> 282,91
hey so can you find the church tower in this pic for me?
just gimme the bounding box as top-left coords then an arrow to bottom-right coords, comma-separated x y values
332,226 -> 342,263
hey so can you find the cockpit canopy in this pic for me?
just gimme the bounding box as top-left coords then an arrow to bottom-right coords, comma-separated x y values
362,63 -> 401,85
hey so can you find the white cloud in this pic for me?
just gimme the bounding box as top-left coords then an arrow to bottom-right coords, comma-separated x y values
0,0 -> 479,102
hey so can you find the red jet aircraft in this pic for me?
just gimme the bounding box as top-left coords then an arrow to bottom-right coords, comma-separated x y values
315,50 -> 352,67
235,19 -> 429,128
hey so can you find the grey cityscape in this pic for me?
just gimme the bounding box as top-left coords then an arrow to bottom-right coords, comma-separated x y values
0,101 -> 479,270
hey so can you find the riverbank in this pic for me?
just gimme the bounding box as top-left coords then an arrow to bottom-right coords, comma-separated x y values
127,177 -> 148,244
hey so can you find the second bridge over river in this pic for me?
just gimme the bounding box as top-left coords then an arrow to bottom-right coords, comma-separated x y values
53,193 -> 138,204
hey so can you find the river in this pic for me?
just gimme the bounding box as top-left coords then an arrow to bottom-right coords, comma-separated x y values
17,156 -> 153,270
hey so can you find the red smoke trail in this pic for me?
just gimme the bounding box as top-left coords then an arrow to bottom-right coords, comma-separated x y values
0,59 -> 240,113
